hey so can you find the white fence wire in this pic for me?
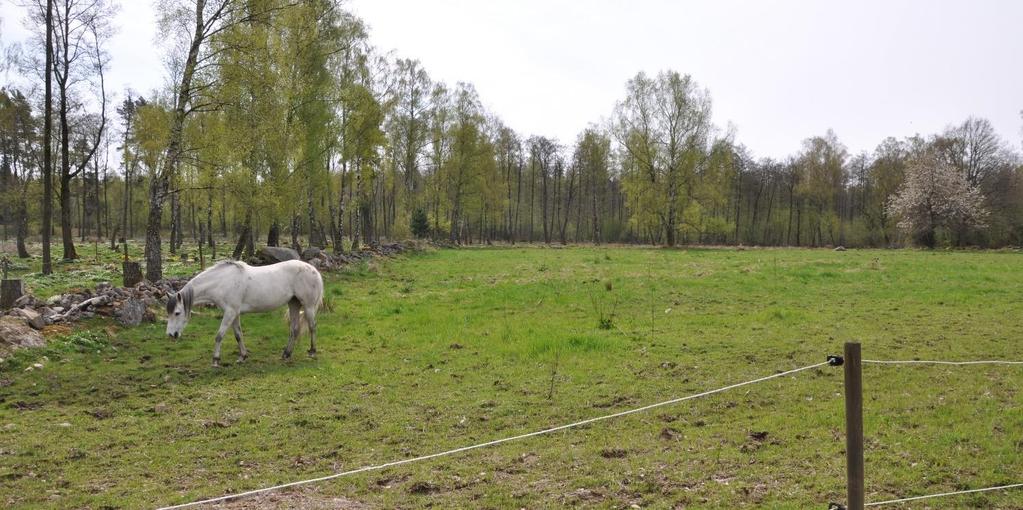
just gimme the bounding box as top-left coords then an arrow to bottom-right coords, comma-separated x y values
155,355 -> 1023,509
156,361 -> 829,509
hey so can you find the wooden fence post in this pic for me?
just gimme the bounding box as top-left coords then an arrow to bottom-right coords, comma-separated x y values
844,342 -> 865,510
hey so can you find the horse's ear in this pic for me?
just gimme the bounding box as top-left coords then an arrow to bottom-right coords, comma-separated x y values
166,293 -> 177,314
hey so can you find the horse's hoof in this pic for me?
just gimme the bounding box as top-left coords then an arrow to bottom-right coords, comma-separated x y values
307,349 -> 317,358
212,357 -> 221,368
236,355 -> 247,363
282,352 -> 292,360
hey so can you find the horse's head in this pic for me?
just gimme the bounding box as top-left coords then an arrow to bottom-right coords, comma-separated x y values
165,288 -> 193,339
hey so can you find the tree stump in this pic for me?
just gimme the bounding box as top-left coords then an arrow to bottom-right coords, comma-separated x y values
123,262 -> 143,287
1,279 -> 24,310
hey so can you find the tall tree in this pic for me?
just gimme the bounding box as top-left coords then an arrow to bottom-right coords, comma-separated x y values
47,0 -> 114,260
42,0 -> 54,273
0,89 -> 37,258
574,128 -> 611,244
614,71 -> 712,246
147,0 -> 240,281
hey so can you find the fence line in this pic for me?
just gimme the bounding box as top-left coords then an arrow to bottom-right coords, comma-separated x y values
866,482 -> 1023,507
156,361 -> 829,510
864,359 -> 1023,366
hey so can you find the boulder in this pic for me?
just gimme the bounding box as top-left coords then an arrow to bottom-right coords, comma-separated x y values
834,246 -> 847,252
115,298 -> 147,327
256,246 -> 300,265
0,316 -> 46,353
301,247 -> 324,261
10,308 -> 45,330
14,294 -> 39,308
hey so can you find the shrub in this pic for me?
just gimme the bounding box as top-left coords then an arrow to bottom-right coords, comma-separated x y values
410,208 -> 430,239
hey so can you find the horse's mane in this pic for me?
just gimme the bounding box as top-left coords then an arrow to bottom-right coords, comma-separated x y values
168,261 -> 245,315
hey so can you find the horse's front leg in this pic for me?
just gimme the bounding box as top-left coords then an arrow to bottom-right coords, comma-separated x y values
212,311 -> 235,367
233,315 -> 248,363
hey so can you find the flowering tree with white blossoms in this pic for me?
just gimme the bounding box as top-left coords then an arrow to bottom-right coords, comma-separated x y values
887,154 -> 989,247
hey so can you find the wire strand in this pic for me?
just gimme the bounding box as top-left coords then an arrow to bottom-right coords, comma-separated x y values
156,361 -> 828,509
864,359 -> 1023,366
866,482 -> 1023,506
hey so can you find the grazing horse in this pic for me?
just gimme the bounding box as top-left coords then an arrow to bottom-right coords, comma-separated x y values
165,260 -> 324,367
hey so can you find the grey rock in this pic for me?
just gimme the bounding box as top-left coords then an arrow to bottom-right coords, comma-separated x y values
13,294 -> 38,308
256,246 -> 300,265
10,308 -> 45,330
0,316 -> 46,352
115,298 -> 147,327
301,247 -> 324,261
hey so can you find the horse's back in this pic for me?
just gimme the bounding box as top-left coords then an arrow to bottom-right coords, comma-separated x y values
237,260 -> 323,312
281,260 -> 323,308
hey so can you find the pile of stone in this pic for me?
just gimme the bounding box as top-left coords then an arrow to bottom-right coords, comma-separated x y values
252,240 -> 422,271
3,277 -> 189,331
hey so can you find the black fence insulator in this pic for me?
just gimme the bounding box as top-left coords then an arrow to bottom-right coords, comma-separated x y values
828,355 -> 845,366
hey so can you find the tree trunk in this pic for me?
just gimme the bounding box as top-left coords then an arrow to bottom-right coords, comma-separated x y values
59,173 -> 77,259
560,168 -> 576,245
206,195 -> 216,259
591,172 -> 601,244
352,164 -> 362,251
0,280 -> 24,310
42,0 -> 53,275
122,261 -> 143,287
58,31 -> 76,261
144,174 -> 168,281
232,211 -> 252,260
307,185 -> 318,247
16,199 -> 30,258
290,215 -> 302,252
267,220 -> 280,247
169,190 -> 180,255
144,0 -> 207,282
334,163 -> 346,254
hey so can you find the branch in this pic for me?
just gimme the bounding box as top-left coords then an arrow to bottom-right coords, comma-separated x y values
69,23 -> 107,178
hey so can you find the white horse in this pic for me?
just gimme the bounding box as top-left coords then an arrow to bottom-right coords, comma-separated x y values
165,260 -> 324,367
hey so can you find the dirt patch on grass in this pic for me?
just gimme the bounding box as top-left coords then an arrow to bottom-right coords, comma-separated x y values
203,488 -> 371,509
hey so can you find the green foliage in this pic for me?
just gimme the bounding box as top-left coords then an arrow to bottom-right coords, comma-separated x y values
410,208 -> 430,238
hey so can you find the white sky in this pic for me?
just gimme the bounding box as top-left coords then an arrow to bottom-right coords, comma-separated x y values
2,0 -> 1021,159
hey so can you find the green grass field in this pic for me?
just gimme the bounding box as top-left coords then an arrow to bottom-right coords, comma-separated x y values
2,246 -> 1023,509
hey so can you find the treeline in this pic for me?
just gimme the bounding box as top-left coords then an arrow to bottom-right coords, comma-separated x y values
2,0 -> 1022,279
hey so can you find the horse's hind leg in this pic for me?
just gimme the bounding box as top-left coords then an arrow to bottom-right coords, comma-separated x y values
233,315 -> 248,363
283,298 -> 301,360
304,302 -> 318,357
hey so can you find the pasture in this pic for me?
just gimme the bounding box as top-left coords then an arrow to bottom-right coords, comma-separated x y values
1,247 -> 1022,509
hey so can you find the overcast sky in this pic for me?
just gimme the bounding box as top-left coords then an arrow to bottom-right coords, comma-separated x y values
2,0 -> 1020,159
